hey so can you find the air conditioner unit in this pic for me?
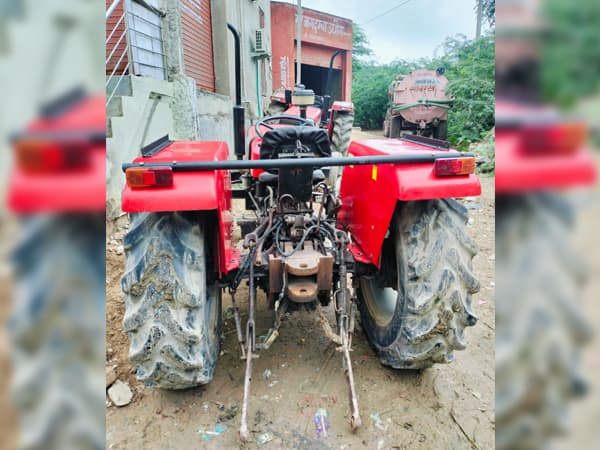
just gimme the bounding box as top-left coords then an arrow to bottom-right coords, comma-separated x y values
254,29 -> 267,54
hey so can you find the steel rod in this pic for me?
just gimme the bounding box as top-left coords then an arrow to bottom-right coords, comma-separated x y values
122,152 -> 474,172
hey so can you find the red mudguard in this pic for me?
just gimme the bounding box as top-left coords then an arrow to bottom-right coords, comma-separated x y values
337,139 -> 481,267
495,133 -> 596,193
121,141 -> 239,276
7,95 -> 106,213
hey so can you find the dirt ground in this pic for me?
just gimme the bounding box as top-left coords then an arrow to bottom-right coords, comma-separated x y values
105,130 -> 495,450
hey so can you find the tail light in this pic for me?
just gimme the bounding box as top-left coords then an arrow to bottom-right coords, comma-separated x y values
434,157 -> 476,176
126,166 -> 173,188
14,139 -> 91,173
521,122 -> 587,154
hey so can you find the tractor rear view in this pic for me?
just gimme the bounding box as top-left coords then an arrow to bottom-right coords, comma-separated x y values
384,68 -> 452,140
119,24 -> 481,442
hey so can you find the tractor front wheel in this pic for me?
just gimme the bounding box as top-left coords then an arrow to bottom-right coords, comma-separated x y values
358,199 -> 480,369
121,212 -> 221,389
331,110 -> 354,155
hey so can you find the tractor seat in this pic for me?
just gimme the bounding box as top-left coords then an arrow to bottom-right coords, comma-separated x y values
260,126 -> 331,160
258,169 -> 325,185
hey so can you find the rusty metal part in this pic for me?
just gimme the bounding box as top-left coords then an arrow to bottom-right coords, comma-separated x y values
317,303 -> 342,345
317,254 -> 334,290
257,299 -> 288,351
286,276 -> 318,302
230,289 -> 245,359
268,254 -> 283,294
336,251 -> 362,431
285,243 -> 320,276
239,243 -> 257,442
268,241 -> 333,297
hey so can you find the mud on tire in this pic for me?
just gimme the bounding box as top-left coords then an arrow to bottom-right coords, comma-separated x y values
358,199 -> 480,369
9,215 -> 105,449
121,212 -> 221,389
495,194 -> 591,450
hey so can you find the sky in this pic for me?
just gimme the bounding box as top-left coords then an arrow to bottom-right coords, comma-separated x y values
276,0 -> 488,63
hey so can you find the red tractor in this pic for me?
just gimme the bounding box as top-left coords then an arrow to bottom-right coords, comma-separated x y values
265,49 -> 355,158
120,25 -> 481,441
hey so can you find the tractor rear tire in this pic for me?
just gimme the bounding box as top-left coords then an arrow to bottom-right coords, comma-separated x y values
433,120 -> 448,140
121,212 -> 221,389
9,215 -> 105,449
390,116 -> 403,138
358,199 -> 480,369
331,110 -> 354,155
495,194 -> 591,450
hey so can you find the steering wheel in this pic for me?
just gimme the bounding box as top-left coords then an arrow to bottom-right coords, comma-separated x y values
254,114 -> 314,138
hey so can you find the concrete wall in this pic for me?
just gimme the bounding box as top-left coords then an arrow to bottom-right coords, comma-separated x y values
106,76 -> 175,218
197,90 -> 233,151
106,0 -> 270,217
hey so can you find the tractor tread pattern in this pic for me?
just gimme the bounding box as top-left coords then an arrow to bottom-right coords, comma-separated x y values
331,111 -> 354,155
121,212 -> 220,390
360,199 -> 480,369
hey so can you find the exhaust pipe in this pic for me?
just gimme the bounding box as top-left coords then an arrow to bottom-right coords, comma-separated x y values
227,23 -> 246,160
323,50 -> 343,123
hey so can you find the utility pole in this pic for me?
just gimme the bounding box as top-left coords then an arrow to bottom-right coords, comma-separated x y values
296,0 -> 302,85
475,0 -> 482,39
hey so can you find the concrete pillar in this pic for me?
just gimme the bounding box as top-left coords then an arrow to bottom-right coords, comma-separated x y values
161,0 -> 199,140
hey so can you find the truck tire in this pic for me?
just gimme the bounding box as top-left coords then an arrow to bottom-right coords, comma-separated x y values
496,194 -> 591,450
383,111 -> 391,137
121,212 -> 221,389
390,116 -> 403,138
9,215 -> 105,449
331,110 -> 354,155
358,199 -> 480,369
433,120 -> 448,141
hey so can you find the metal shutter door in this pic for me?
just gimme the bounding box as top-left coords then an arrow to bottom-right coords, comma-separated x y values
181,0 -> 215,92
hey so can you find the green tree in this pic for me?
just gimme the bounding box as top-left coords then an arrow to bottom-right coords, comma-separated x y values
541,0 -> 600,106
352,24 -> 373,71
440,34 -> 495,148
352,34 -> 495,149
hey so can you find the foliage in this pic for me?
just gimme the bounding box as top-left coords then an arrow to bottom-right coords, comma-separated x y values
439,34 -> 495,149
351,34 -> 495,150
352,24 -> 373,61
473,128 -> 495,174
479,0 -> 495,26
541,0 -> 600,107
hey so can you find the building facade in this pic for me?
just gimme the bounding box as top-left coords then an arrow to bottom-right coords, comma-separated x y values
270,1 -> 352,102
105,0 -> 272,217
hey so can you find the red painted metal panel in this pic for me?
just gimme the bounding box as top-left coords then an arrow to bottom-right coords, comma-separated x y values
495,132 -> 596,193
121,140 -> 237,275
181,0 -> 215,92
337,139 -> 481,267
7,95 -> 106,213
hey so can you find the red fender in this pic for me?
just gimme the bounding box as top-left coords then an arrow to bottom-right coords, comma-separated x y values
327,101 -> 354,139
331,101 -> 354,113
6,95 -> 106,213
337,139 -> 481,267
121,141 -> 239,276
